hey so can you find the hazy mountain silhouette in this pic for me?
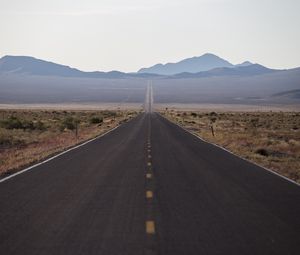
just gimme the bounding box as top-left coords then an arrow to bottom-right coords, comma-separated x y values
235,61 -> 253,67
138,53 -> 236,75
0,55 -> 168,79
0,54 -> 296,82
0,55 -> 299,105
171,64 -> 278,78
0,55 -> 150,79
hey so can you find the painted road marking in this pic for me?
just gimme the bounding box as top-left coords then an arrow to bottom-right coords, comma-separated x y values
146,221 -> 155,234
147,162 -> 151,166
148,155 -> 152,159
146,190 -> 153,199
146,173 -> 152,179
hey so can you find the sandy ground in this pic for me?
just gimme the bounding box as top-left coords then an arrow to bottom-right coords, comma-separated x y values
154,103 -> 300,112
1,102 -> 299,112
0,103 -> 143,110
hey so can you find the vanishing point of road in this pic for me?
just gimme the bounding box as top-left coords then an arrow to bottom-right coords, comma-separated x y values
0,84 -> 299,255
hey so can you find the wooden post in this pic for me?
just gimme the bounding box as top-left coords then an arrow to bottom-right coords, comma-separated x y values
75,121 -> 78,139
211,125 -> 215,137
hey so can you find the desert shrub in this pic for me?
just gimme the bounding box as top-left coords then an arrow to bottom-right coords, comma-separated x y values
0,116 -> 48,131
191,112 -> 197,118
249,118 -> 259,127
1,116 -> 23,129
35,120 -> 46,131
22,120 -> 35,130
89,116 -> 103,124
0,133 -> 24,147
255,148 -> 269,157
210,117 -> 217,123
0,136 -> 11,146
61,117 -> 76,131
102,111 -> 117,118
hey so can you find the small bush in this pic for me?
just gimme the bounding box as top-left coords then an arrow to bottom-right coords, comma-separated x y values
35,121 -> 46,131
255,148 -> 269,157
61,117 -> 76,131
0,136 -> 12,146
0,116 -> 48,131
102,111 -> 117,118
1,116 -> 23,129
90,116 -> 103,124
22,120 -> 35,130
210,117 -> 217,123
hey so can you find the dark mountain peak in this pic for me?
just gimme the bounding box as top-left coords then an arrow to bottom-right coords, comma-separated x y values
200,53 -> 219,58
0,55 -> 81,76
171,63 -> 277,79
138,53 -> 233,75
235,61 -> 253,67
0,55 -> 134,79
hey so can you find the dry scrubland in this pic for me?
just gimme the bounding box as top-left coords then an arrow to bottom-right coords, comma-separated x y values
0,109 -> 139,176
162,110 -> 300,184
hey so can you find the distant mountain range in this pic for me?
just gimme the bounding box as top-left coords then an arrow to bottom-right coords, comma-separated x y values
138,53 -> 271,74
1,54 -> 300,105
138,53 -> 234,75
0,54 -> 293,79
0,55 -> 160,79
171,64 -> 277,79
0,55 -> 115,78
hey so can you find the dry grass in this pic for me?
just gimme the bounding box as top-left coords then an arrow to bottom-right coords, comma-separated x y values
161,110 -> 300,184
0,109 -> 140,176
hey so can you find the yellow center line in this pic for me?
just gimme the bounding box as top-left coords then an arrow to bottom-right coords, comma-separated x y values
146,173 -> 152,179
146,190 -> 153,199
146,221 -> 155,234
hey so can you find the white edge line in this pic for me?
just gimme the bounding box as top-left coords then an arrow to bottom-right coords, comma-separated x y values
157,112 -> 300,187
0,125 -> 120,184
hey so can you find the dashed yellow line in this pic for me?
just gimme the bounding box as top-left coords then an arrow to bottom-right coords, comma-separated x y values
146,221 -> 155,234
146,190 -> 153,199
146,173 -> 152,179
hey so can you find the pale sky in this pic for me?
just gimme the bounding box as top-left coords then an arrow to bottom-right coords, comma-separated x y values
0,0 -> 299,72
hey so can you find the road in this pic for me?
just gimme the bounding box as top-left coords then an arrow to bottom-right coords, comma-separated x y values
144,81 -> 153,113
0,95 -> 300,254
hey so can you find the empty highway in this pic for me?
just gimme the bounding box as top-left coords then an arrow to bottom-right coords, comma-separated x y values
0,91 -> 300,254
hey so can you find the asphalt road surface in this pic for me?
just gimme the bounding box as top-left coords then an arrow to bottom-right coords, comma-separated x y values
0,113 -> 299,255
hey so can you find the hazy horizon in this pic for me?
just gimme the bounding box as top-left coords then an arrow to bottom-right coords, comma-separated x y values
1,0 -> 299,72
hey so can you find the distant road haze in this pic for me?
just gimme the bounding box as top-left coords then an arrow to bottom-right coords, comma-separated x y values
144,81 -> 153,113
